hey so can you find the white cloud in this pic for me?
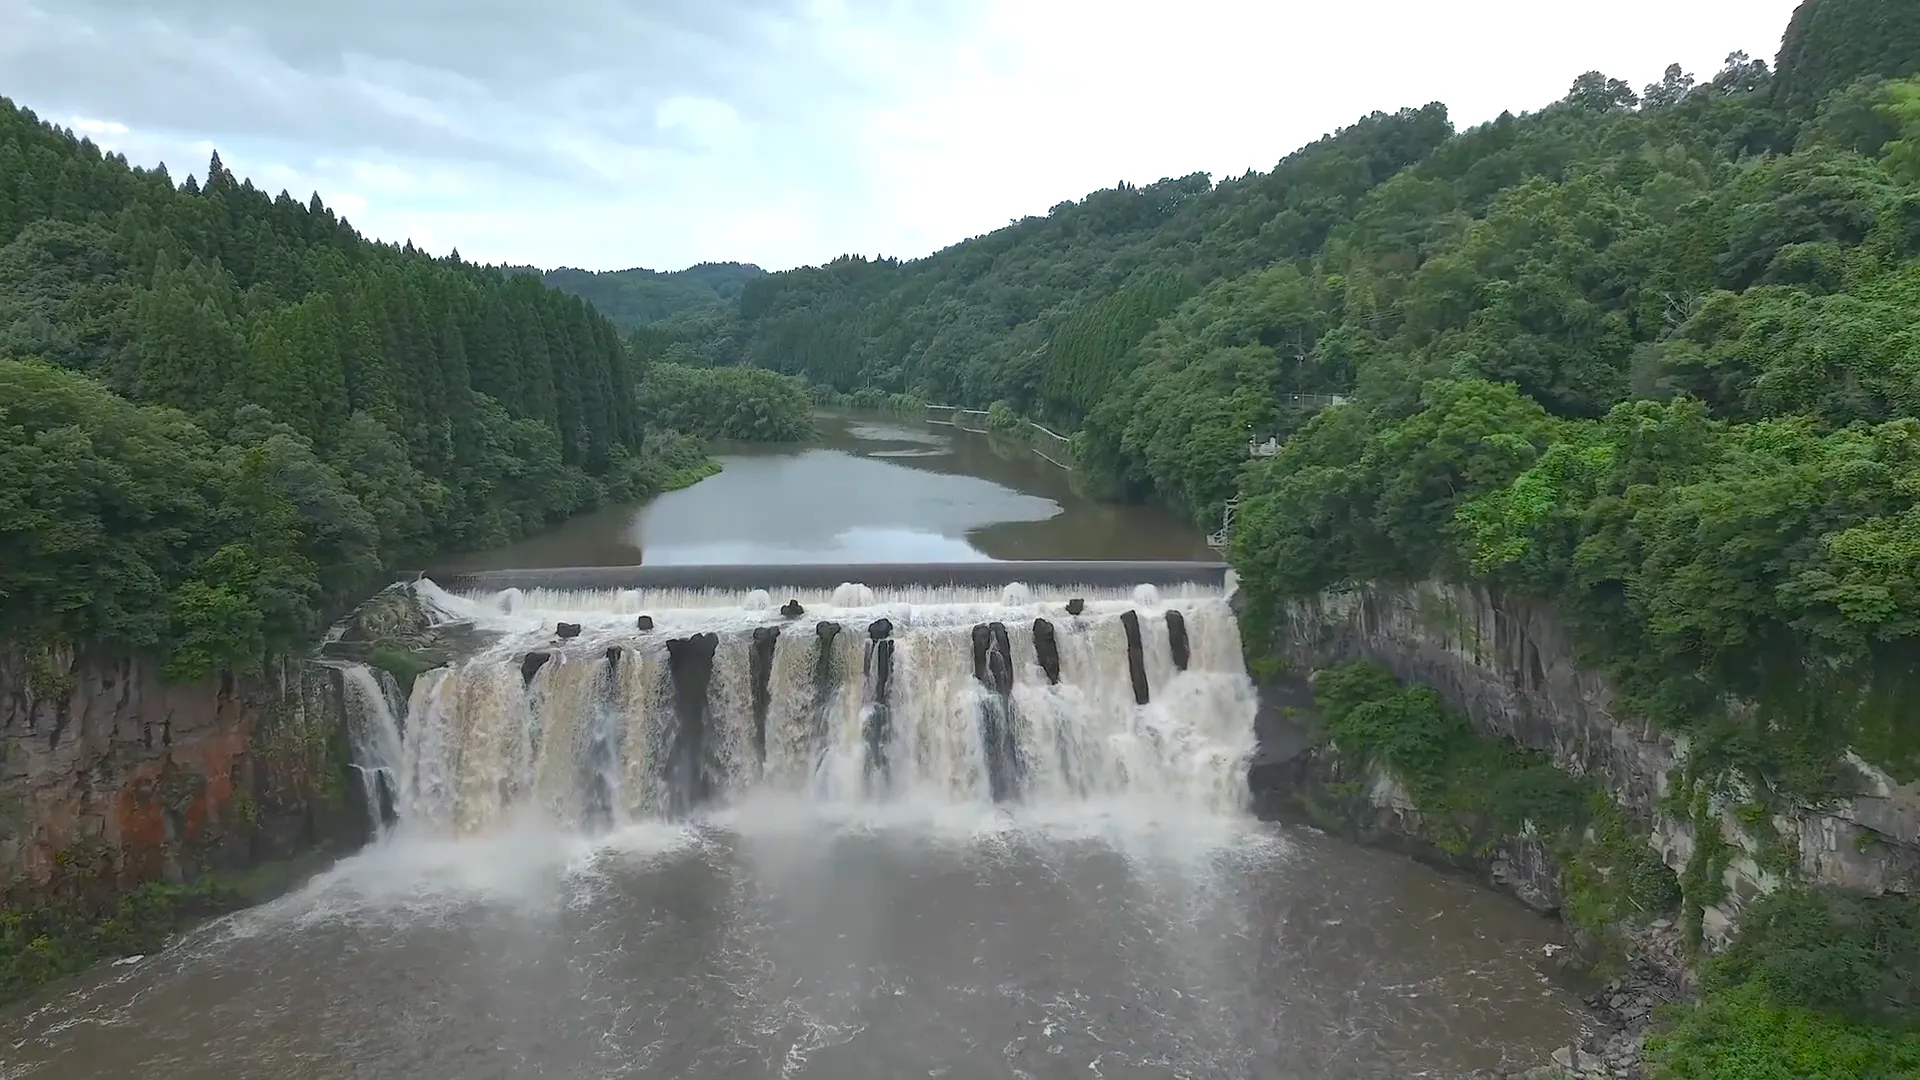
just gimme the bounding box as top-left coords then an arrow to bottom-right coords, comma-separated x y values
69,116 -> 129,136
10,0 -> 1806,272
654,94 -> 753,153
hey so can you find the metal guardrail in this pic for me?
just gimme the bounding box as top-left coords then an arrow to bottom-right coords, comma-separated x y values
1207,497 -> 1241,551
926,404 -> 1073,471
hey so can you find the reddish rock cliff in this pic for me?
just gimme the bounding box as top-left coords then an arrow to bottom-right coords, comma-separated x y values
0,645 -> 368,901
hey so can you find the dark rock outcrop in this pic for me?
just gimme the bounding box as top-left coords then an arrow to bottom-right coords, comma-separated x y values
1031,618 -> 1061,685
865,638 -> 895,786
970,622 -> 1021,801
1165,610 -> 1190,672
521,651 -> 552,686
0,647 -> 366,897
1118,610 -> 1150,706
663,633 -> 720,816
748,626 -> 780,765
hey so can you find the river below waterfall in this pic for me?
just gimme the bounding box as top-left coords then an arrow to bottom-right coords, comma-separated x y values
0,415 -> 1595,1080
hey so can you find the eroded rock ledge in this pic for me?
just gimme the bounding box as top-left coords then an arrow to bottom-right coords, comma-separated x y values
0,579 -> 481,918
1246,580 -> 1919,946
0,647 -> 367,898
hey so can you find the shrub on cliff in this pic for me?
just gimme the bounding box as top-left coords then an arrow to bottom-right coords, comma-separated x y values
1647,888 -> 1920,1078
1309,662 -> 1681,931
1646,982 -> 1920,1080
1707,888 -> 1920,1029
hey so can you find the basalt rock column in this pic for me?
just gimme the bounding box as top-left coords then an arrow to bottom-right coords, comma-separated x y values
864,618 -> 895,788
1165,610 -> 1191,673
1031,618 -> 1062,685
749,626 -> 781,766
1118,611 -> 1150,706
521,651 -> 552,687
664,632 -> 720,816
971,621 -> 1022,801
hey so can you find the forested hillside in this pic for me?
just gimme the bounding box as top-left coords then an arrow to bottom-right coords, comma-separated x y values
539,261 -> 764,331
665,0 -> 1920,1072
679,0 -> 1920,532
0,98 -> 731,680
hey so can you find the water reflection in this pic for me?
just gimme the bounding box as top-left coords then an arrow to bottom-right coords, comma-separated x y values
431,411 -> 1212,572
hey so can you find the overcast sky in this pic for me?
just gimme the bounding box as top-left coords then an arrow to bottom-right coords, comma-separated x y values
4,0 -> 1805,273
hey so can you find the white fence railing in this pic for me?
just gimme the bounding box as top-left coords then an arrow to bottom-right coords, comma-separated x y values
1207,496 -> 1242,551
926,404 -> 1072,471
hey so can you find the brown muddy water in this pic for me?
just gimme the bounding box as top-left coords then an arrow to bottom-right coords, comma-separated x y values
0,412 -> 1592,1080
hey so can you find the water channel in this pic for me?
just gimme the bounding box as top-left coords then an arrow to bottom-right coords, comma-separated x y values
0,412 -> 1593,1080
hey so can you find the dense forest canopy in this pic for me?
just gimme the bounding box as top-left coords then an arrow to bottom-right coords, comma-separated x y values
625,0 -> 1920,1071
632,361 -> 814,444
536,261 -> 765,331
0,98 -> 794,680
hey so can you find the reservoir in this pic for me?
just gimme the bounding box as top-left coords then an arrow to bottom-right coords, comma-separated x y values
430,412 -> 1217,572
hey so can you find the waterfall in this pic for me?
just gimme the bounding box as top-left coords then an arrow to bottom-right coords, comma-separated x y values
337,581 -> 1258,836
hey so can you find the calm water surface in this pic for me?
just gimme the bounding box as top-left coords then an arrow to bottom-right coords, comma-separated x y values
432,412 -> 1213,572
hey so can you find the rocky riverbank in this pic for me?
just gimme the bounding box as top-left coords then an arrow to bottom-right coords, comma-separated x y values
1476,920 -> 1688,1080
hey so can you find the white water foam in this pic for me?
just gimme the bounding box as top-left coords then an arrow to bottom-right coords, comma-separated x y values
345,579 -> 1259,840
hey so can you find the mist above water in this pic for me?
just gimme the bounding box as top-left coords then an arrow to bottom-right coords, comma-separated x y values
0,582 -> 1592,1079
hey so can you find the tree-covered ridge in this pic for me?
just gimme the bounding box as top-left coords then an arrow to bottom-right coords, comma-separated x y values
700,99 -> 1453,448
1228,66 -> 1920,794
0,95 -> 755,679
540,261 -> 765,331
677,49 -> 1795,526
1772,0 -> 1920,117
662,0 -> 1920,796
633,361 -> 814,443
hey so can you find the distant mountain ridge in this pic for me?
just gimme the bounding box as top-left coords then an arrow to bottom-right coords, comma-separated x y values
525,261 -> 767,331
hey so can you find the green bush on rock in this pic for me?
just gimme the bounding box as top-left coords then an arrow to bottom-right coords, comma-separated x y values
1646,889 -> 1920,1078
1309,662 -> 1681,939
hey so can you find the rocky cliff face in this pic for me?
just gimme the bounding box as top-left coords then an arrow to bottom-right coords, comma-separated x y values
1250,581 -> 1920,945
0,645 -> 371,899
